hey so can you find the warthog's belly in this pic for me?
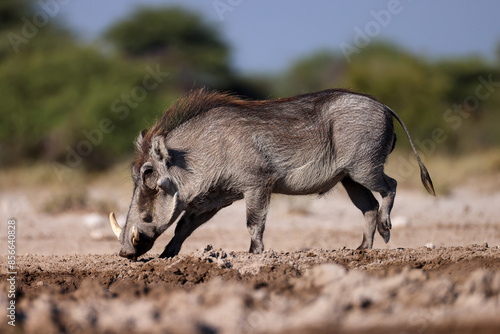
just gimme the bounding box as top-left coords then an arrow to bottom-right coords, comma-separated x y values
272,165 -> 345,196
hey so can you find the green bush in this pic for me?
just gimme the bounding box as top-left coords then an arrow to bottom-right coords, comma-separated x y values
1,1 -> 499,171
271,41 -> 500,154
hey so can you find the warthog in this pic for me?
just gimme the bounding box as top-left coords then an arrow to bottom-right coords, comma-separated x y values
110,88 -> 434,260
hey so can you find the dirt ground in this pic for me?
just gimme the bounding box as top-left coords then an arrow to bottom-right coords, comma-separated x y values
1,166 -> 500,333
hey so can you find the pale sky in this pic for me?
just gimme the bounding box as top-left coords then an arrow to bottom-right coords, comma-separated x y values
58,0 -> 500,74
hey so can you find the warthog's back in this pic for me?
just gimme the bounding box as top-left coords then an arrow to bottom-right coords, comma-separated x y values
166,89 -> 394,196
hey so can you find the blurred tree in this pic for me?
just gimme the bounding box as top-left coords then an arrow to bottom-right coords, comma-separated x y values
0,40 -> 166,169
0,1 -> 174,169
0,0 -> 30,30
274,50 -> 346,97
437,57 -> 500,152
0,0 -> 73,59
346,42 -> 451,146
0,3 -> 267,170
2,3 -> 498,170
104,7 -> 231,90
496,39 -> 500,64
274,41 -> 500,154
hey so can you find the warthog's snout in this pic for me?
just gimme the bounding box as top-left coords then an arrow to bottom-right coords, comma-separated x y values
118,249 -> 137,261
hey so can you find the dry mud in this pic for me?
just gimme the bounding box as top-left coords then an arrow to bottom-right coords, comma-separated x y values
2,244 -> 500,334
2,173 -> 500,333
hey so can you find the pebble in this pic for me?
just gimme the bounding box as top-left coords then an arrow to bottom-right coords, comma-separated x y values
83,213 -> 105,228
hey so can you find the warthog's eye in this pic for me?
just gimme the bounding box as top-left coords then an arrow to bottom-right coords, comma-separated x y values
142,166 -> 158,190
143,167 -> 153,177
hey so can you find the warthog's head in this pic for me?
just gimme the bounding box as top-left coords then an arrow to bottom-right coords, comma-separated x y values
109,133 -> 183,260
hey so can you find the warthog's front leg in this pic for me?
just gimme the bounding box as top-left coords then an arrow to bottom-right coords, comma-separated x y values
160,209 -> 220,258
245,188 -> 271,254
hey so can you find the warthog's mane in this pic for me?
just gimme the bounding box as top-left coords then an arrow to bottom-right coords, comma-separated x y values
133,88 -> 359,168
153,88 -> 243,137
134,88 -> 244,168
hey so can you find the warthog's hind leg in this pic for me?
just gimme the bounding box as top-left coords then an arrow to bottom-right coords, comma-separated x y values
245,188 -> 271,254
354,172 -> 397,244
376,175 -> 397,243
341,176 -> 379,249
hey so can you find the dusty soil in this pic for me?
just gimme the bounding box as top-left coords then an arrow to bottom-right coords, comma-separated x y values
1,245 -> 500,334
1,167 -> 500,333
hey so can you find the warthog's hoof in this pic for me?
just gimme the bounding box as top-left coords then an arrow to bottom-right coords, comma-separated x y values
377,217 -> 392,244
380,218 -> 392,230
378,225 -> 391,243
249,241 -> 264,254
382,230 -> 391,243
160,242 -> 181,258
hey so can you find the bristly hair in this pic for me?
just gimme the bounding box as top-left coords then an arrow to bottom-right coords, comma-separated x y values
153,88 -> 241,137
133,87 -> 359,169
134,88 -> 242,166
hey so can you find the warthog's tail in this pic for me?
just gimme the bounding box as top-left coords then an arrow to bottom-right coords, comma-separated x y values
387,107 -> 436,196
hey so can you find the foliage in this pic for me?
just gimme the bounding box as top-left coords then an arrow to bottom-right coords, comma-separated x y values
0,4 -> 230,169
1,2 -> 499,172
273,51 -> 345,97
104,6 -> 232,90
273,41 -> 500,153
0,34 -> 174,168
0,1 -> 28,30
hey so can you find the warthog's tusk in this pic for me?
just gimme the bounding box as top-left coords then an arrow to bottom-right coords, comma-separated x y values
109,212 -> 122,240
165,192 -> 179,228
131,226 -> 139,246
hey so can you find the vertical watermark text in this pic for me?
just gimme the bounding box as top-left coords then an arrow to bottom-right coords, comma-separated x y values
6,219 -> 17,327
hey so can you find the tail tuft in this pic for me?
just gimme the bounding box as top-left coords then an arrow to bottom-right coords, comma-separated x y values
387,106 -> 436,196
420,165 -> 435,196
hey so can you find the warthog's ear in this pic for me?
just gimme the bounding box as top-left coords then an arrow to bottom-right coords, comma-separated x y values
151,136 -> 169,161
135,129 -> 147,153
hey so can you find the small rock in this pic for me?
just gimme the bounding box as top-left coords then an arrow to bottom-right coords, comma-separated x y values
425,243 -> 436,249
83,213 -> 105,228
